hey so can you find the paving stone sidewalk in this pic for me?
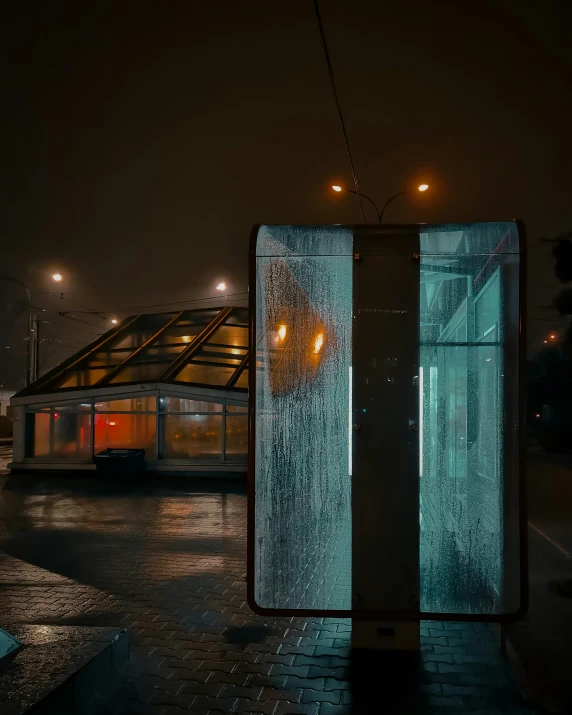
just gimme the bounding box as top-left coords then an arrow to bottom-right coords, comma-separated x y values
0,475 -> 535,714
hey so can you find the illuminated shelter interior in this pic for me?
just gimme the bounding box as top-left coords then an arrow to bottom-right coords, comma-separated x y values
251,223 -> 524,619
10,307 -> 249,474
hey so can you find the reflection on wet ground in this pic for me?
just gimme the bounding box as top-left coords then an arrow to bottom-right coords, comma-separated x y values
0,474 -> 530,714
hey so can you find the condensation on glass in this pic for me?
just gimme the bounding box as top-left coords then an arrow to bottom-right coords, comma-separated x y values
254,225 -> 353,610
419,222 -> 521,615
252,222 -> 523,618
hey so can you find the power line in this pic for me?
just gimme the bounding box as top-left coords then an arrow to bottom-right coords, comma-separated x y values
10,279 -> 249,332
312,0 -> 366,223
16,303 -> 105,335
103,291 -> 249,314
34,288 -> 104,316
56,314 -> 106,331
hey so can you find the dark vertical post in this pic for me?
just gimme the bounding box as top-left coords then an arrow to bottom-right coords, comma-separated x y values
25,293 -> 32,386
501,249 -> 524,615
32,315 -> 40,383
351,226 -> 421,646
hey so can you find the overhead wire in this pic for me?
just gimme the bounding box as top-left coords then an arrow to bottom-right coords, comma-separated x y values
312,0 -> 366,223
33,288 -> 106,316
17,302 -> 106,335
101,291 -> 249,314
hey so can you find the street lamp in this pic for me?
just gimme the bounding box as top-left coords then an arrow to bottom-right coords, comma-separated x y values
330,183 -> 430,223
216,281 -> 228,307
52,273 -> 63,282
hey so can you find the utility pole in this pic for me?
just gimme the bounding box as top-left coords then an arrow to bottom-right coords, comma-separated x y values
26,309 -> 32,386
31,315 -> 40,383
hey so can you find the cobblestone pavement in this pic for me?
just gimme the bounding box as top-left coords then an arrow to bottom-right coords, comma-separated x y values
0,474 -> 534,714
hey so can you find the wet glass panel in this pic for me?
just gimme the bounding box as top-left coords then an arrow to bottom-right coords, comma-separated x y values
226,404 -> 247,412
254,225 -> 352,611
209,325 -> 248,348
256,224 -> 354,256
106,313 -> 173,349
95,397 -> 156,412
53,412 -> 92,458
224,308 -> 249,325
152,325 -> 204,345
419,247 -> 519,615
175,309 -> 221,326
234,368 -> 248,389
162,414 -> 222,459
475,271 -> 500,340
79,350 -> 132,368
94,413 -> 156,455
202,345 -> 247,357
33,413 -> 50,456
130,345 -> 186,363
161,397 -> 221,412
109,363 -> 169,383
174,363 -> 235,386
55,368 -> 109,389
420,222 -> 519,255
225,414 -> 247,456
190,349 -> 243,366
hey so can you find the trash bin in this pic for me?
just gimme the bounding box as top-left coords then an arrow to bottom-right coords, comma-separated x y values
94,448 -> 145,479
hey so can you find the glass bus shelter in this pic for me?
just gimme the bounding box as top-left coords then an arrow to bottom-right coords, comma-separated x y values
249,222 -> 525,622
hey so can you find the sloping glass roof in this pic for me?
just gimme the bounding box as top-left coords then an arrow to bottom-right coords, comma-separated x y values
16,307 -> 249,397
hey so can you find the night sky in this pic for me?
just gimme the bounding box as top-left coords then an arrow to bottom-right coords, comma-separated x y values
2,0 -> 571,388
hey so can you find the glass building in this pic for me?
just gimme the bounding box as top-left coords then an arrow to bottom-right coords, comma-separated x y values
250,222 -> 525,620
10,307 -> 249,474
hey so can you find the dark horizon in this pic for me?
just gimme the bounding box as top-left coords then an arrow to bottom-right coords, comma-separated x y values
2,0 -> 572,388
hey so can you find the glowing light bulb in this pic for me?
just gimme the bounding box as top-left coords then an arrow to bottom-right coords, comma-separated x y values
418,184 -> 429,192
277,324 -> 287,342
111,319 -> 118,325
331,185 -> 343,192
216,282 -> 227,292
52,273 -> 62,282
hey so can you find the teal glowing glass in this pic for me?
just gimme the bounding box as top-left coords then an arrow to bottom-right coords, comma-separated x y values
250,222 -> 524,619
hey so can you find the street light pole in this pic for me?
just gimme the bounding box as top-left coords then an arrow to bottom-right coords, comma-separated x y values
31,315 -> 40,383
331,184 -> 429,223
338,189 -> 382,223
378,190 -> 410,223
